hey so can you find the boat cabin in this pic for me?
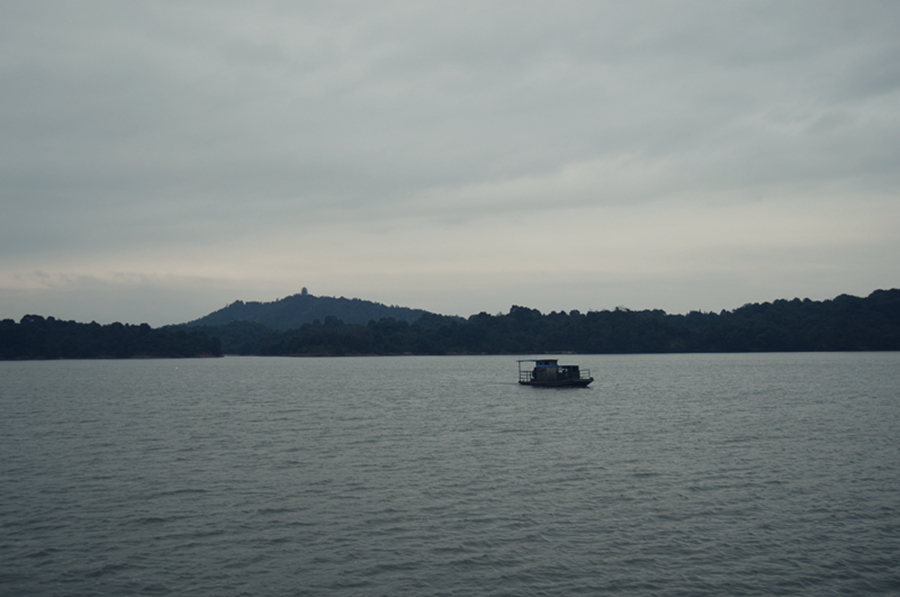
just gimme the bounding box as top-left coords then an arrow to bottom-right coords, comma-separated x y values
518,359 -> 593,387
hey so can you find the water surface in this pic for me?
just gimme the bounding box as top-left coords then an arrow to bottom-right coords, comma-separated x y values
2,353 -> 898,596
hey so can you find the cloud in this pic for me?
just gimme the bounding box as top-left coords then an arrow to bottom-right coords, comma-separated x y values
1,1 -> 898,325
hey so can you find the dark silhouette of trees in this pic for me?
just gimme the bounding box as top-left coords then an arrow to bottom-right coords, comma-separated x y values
212,288 -> 900,356
0,316 -> 221,359
5,289 -> 898,359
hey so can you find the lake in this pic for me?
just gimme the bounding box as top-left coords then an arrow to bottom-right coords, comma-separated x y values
1,353 -> 898,596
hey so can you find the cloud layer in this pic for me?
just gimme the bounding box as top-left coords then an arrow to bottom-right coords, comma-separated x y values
2,1 -> 899,325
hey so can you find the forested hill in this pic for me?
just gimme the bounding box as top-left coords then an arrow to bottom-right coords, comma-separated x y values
182,291 -> 440,331
194,288 -> 900,355
4,289 -> 898,359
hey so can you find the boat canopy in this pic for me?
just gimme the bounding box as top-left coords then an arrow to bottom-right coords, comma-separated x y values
517,359 -> 558,367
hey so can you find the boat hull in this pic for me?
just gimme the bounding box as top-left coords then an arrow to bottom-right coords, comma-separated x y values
519,377 -> 594,388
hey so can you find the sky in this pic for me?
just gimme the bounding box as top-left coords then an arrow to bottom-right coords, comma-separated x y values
2,1 -> 899,326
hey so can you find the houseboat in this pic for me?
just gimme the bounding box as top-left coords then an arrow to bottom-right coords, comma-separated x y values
518,359 -> 594,387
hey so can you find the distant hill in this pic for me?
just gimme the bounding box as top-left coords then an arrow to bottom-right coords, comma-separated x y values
5,288 -> 898,359
188,288 -> 900,356
181,290 -> 441,331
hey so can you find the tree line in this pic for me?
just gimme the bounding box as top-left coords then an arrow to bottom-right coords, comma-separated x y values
4,289 -> 897,359
188,289 -> 900,356
0,315 -> 221,359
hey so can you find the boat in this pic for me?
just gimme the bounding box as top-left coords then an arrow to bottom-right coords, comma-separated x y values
518,359 -> 594,387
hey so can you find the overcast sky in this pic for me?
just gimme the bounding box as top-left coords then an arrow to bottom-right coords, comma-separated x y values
2,1 -> 899,326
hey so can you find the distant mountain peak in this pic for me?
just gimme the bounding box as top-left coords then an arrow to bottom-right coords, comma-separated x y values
182,292 -> 435,331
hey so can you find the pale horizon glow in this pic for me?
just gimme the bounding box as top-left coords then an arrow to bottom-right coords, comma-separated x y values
2,2 -> 898,326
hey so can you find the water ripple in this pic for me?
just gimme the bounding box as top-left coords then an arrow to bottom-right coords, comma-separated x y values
1,354 -> 899,596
